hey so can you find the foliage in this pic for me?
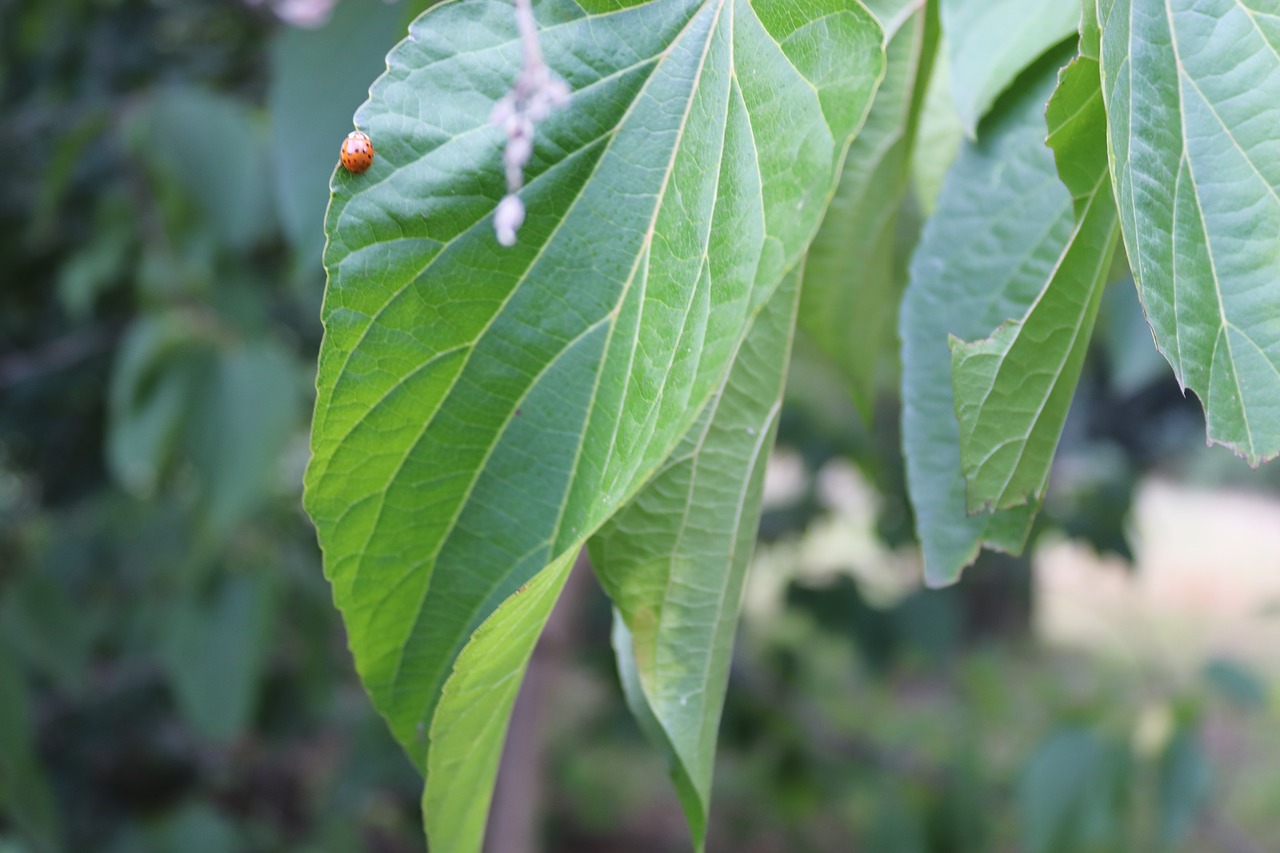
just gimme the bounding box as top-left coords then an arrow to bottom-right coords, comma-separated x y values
3,0 -> 1280,851
1,0 -> 429,849
301,0 -> 1280,849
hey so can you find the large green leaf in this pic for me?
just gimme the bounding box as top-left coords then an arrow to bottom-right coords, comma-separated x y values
799,0 -> 939,418
304,0 -> 883,848
900,47 -> 1073,585
1098,0 -> 1280,466
949,54 -> 1121,512
590,266 -> 801,848
940,0 -> 1079,135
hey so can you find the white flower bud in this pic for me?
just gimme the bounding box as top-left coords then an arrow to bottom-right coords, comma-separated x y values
495,194 -> 526,246
505,134 -> 533,170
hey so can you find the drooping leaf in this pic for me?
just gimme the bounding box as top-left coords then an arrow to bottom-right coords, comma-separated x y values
106,316 -> 206,497
901,47 -> 1075,585
1098,0 -> 1280,466
800,0 -> 939,418
940,0 -> 1079,135
304,1 -> 884,851
108,322 -> 300,536
590,266 -> 801,848
949,55 -> 1121,512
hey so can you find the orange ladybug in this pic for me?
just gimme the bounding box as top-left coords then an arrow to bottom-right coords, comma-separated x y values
340,130 -> 374,173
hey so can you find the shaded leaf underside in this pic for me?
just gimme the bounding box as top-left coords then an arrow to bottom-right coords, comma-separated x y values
949,55 -> 1121,512
900,48 -> 1074,585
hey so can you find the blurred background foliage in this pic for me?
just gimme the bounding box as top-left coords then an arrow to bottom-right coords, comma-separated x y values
1,1 -> 1278,851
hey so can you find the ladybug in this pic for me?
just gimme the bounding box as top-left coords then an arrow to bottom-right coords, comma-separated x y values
340,130 -> 374,173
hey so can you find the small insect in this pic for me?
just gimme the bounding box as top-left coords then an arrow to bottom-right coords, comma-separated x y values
340,130 -> 374,173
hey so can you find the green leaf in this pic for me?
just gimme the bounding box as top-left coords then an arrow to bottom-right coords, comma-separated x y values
304,0 -> 884,849
1156,726 -> 1212,847
800,0 -> 939,418
269,0 -> 409,269
949,56 -> 1121,512
910,40 -> 965,216
108,322 -> 300,535
1098,0 -> 1280,466
106,316 -> 208,497
422,549 -> 576,853
164,573 -> 276,742
0,643 -> 60,852
901,47 -> 1072,585
590,266 -> 801,848
1202,657 -> 1269,710
133,88 -> 274,250
940,0 -> 1079,135
1018,727 -> 1131,853
186,340 -> 301,538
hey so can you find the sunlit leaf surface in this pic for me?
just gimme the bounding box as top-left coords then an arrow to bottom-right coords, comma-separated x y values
304,0 -> 884,848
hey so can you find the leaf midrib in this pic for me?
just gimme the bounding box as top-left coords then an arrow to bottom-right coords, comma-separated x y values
379,0 -> 739,724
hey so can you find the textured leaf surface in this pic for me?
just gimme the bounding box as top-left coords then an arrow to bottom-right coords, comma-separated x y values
940,0 -> 1079,135
949,55 -> 1121,512
304,0 -> 883,848
800,0 -> 939,417
901,48 -> 1072,585
590,267 -> 800,848
1098,0 -> 1280,466
422,549 -> 576,853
